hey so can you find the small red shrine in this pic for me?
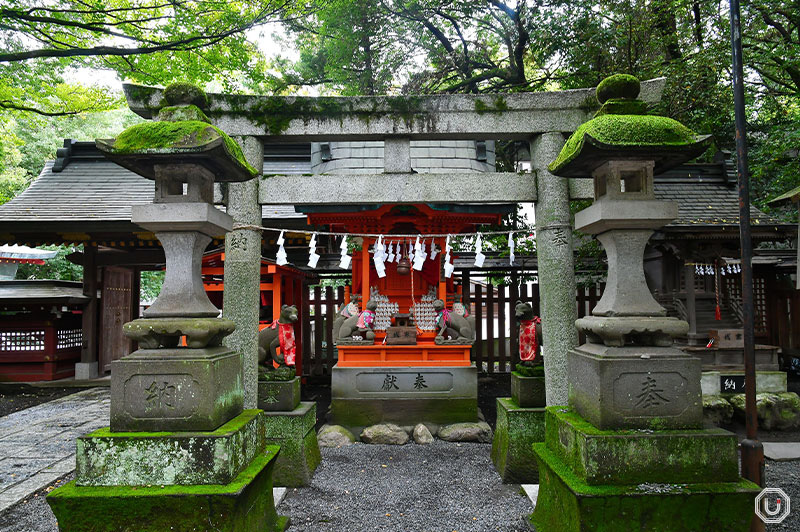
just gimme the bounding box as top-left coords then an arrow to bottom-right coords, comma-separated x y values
304,203 -> 507,427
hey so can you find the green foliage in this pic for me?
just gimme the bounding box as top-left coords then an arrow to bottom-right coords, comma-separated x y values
140,271 -> 164,303
15,245 -> 83,281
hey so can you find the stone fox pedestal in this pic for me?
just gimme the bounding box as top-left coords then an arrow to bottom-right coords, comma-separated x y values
492,373 -> 546,483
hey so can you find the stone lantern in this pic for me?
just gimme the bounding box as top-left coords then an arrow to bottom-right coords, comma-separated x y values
529,75 -> 759,531
47,83 -> 288,532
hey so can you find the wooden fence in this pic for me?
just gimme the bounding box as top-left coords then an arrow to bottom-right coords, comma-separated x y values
299,276 -> 604,378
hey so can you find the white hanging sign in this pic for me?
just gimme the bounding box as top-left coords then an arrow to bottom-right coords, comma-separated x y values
508,231 -> 515,266
474,234 -> 485,268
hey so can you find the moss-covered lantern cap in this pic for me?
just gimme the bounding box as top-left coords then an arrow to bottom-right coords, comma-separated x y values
767,184 -> 800,206
96,82 -> 257,182
548,74 -> 712,177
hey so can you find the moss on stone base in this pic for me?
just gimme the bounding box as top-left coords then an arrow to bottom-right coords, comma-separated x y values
491,398 -> 545,483
262,402 -> 321,487
48,449 -> 289,532
530,443 -> 759,532
543,407 -> 739,485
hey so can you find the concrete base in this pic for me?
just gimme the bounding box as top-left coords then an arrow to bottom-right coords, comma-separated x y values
568,343 -> 702,430
262,402 -> 321,487
258,377 -> 301,412
683,345 -> 780,372
74,362 -> 99,381
529,407 -> 760,532
331,364 -> 478,427
491,398 -> 545,483
701,370 -> 787,395
511,373 -> 546,408
110,346 -> 244,432
47,449 -> 289,532
76,410 -> 265,487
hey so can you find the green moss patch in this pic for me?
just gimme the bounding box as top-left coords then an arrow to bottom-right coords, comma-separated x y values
162,82 -> 208,109
530,444 -> 759,532
549,114 -> 697,173
514,364 -> 545,377
109,120 -> 256,175
596,74 -> 641,103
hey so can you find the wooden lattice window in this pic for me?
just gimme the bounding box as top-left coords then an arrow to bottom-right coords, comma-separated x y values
0,330 -> 46,351
57,328 -> 83,349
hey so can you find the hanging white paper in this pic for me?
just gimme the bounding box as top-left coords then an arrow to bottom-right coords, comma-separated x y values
508,231 -> 515,266
275,231 -> 288,266
474,234 -> 485,268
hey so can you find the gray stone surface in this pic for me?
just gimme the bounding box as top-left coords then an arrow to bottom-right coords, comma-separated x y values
75,410 -> 265,486
360,424 -> 410,445
259,172 -> 537,204
438,422 -> 493,443
0,388 -> 109,513
224,135 -> 264,409
131,201 -> 232,235
532,132 -> 578,406
511,373 -> 546,408
73,362 -> 98,381
412,423 -> 434,445
702,394 -> 734,426
576,315 -> 689,347
568,342 -> 703,430
141,232 -> 220,318
317,425 -> 356,448
729,392 -> 800,431
383,137 -> 411,173
587,230 -> 668,318
763,442 -> 800,462
258,377 -> 301,411
330,365 -> 478,426
575,198 -> 677,234
110,347 -> 244,432
124,78 -> 666,138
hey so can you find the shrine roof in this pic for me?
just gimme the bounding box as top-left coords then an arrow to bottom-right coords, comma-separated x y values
0,140 -> 307,232
654,160 -> 790,232
0,280 -> 88,305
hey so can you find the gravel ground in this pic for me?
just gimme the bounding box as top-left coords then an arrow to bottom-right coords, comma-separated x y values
2,446 -> 800,531
765,459 -> 800,531
280,440 -> 532,532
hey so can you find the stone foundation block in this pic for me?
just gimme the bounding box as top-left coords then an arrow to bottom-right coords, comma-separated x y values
568,343 -> 702,430
262,402 -> 321,487
491,398 -> 545,483
331,365 -> 478,427
544,407 -> 739,485
511,373 -> 546,407
529,443 -> 760,532
258,377 -> 301,412
110,346 -> 244,432
47,448 -> 289,532
76,410 -> 265,487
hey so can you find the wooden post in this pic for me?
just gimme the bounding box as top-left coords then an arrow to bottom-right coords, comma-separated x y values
272,272 -> 282,322
77,244 -> 99,379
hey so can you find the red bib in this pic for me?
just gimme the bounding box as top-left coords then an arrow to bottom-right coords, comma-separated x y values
519,317 -> 541,362
270,321 -> 296,366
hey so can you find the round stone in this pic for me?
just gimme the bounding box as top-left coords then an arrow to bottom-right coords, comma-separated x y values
163,82 -> 209,109
596,74 -> 641,104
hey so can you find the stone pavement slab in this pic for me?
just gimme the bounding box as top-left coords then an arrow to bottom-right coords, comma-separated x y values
0,388 -> 110,513
764,442 -> 800,462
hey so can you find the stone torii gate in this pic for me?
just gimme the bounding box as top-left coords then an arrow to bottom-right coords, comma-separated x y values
124,79 -> 666,409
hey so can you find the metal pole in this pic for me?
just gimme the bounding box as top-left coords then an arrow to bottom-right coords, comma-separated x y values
729,0 -> 764,496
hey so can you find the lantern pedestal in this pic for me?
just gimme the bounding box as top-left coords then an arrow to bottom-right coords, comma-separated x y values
529,408 -> 759,532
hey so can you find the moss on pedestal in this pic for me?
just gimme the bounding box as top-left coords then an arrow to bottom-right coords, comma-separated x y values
530,443 -> 759,532
48,449 -> 290,532
262,402 -> 321,487
491,398 -> 545,483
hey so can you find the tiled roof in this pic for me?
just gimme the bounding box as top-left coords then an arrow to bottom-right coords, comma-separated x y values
655,162 -> 782,228
0,141 -> 306,223
0,280 -> 88,304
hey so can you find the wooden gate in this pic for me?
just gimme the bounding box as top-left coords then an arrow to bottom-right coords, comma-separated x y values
99,266 -> 136,373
